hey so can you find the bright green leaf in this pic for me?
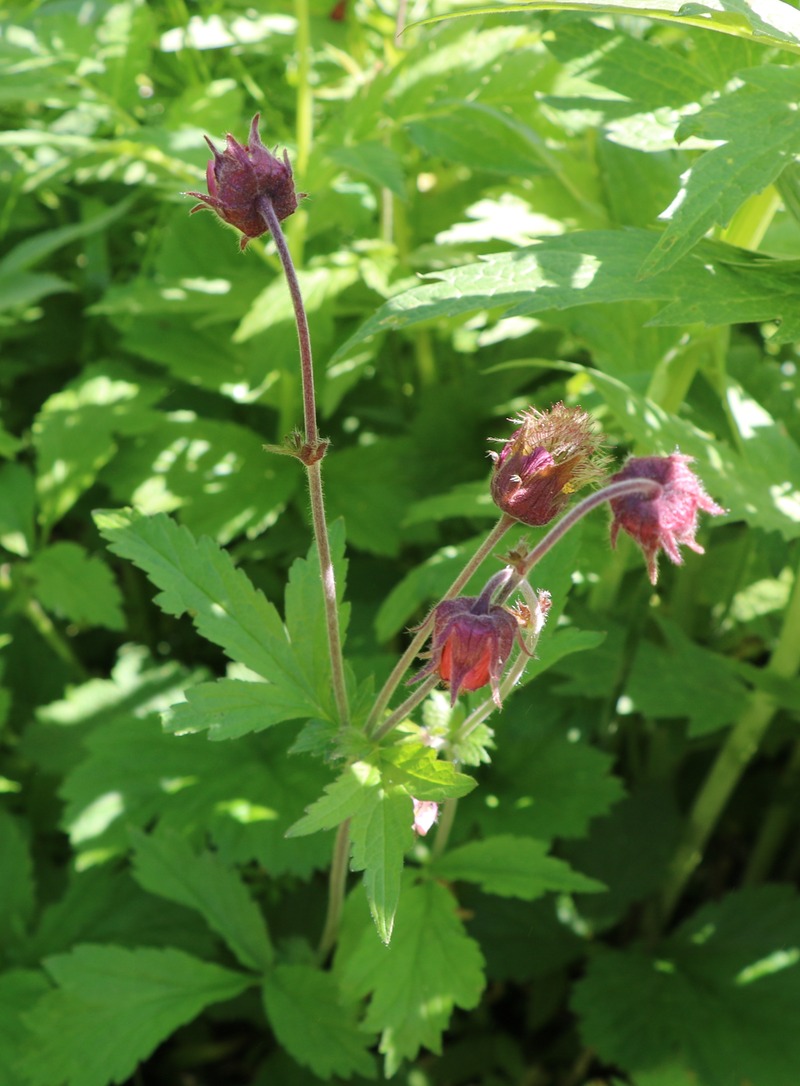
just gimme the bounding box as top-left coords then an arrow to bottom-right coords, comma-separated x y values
21,945 -> 253,1086
338,880 -> 485,1076
262,964 -> 376,1079
131,829 -> 273,972
29,541 -> 124,630
435,835 -> 605,899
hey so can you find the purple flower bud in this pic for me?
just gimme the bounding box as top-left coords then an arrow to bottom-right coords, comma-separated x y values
609,453 -> 726,584
490,403 -> 608,526
185,114 -> 301,251
409,596 -> 522,707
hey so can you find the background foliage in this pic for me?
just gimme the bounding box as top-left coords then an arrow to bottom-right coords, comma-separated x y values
1,0 -> 800,1084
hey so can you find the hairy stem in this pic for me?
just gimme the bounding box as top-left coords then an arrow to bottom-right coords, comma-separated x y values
659,558 -> 800,925
316,820 -> 351,962
366,513 -> 516,736
258,196 -> 349,727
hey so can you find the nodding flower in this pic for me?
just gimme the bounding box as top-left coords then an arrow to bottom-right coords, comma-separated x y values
489,403 -> 608,527
409,594 -> 528,708
609,453 -> 726,584
186,114 -> 302,250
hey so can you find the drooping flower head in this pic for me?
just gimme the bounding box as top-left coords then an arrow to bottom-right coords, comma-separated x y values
409,594 -> 527,707
609,453 -> 726,584
185,114 -> 301,250
490,403 -> 608,527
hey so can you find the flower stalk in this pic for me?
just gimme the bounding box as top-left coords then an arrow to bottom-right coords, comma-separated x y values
258,194 -> 349,728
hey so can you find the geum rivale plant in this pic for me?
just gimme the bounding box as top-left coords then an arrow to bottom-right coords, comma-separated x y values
96,116 -> 725,1076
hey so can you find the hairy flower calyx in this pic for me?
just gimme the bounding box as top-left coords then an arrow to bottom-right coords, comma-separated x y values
409,593 -> 527,707
490,403 -> 608,527
609,453 -> 726,584
186,114 -> 302,251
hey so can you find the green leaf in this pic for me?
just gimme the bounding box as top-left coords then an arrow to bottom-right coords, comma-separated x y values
626,617 -> 747,736
573,886 -> 800,1086
0,462 -> 35,556
29,542 -> 124,630
0,970 -> 50,1086
406,101 -> 547,176
0,810 -> 35,944
95,509 -> 321,716
104,414 -> 299,545
337,880 -> 485,1076
418,0 -> 800,54
333,231 -> 800,362
262,964 -> 376,1080
284,519 -> 350,718
286,762 -> 380,838
380,744 -> 477,802
434,835 -> 605,900
131,829 -> 273,972
329,140 -> 407,198
475,705 -> 625,841
57,711 -> 333,878
166,678 -> 316,741
33,363 -> 161,533
21,945 -> 253,1086
640,67 -> 800,278
350,788 -> 413,944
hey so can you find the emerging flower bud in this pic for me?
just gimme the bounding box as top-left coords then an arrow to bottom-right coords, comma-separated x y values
412,798 -> 439,837
409,596 -> 522,707
490,403 -> 608,527
609,453 -> 726,584
186,114 -> 301,251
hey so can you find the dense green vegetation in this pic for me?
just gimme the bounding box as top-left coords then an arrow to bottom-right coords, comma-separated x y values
2,1 -> 800,1083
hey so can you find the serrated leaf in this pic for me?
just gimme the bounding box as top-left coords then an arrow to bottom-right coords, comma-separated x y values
56,708 -> 333,878
337,880 -> 485,1076
29,541 -> 124,629
380,744 -> 477,802
573,886 -> 800,1086
104,414 -> 298,545
418,0 -> 800,54
626,617 -> 747,736
350,788 -> 413,944
0,970 -> 49,1086
166,678 -> 315,740
131,829 -> 273,972
95,509 -> 321,718
332,231 -> 800,362
640,66 -> 800,278
21,945 -> 253,1086
434,835 -> 604,900
284,519 -> 350,718
262,964 -> 376,1080
33,364 -> 160,533
286,762 -> 380,838
475,705 -> 625,841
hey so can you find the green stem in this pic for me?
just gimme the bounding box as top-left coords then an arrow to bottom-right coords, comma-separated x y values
431,797 -> 458,860
365,514 -> 516,736
659,558 -> 800,925
742,739 -> 800,885
316,820 -> 351,962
